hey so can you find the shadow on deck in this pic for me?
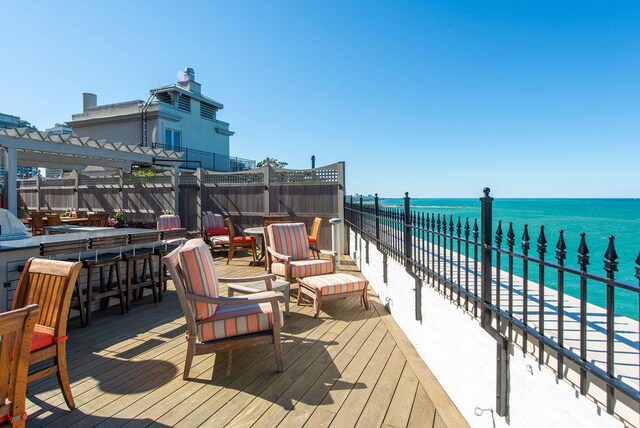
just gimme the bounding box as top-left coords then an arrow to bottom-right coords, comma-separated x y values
26,252 -> 467,427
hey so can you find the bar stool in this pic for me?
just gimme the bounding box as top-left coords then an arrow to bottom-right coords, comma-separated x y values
83,235 -> 128,325
39,239 -> 89,327
122,231 -> 161,311
153,228 -> 188,292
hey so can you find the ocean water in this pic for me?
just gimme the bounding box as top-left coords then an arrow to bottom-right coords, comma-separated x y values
379,198 -> 640,320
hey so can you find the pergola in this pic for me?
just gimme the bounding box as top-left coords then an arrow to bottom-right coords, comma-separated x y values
0,128 -> 183,216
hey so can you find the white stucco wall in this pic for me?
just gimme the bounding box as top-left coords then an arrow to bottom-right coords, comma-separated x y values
350,230 -> 626,428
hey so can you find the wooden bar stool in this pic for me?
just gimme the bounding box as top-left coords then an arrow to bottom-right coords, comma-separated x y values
123,231 -> 161,310
39,239 -> 89,327
83,235 -> 128,325
153,228 -> 188,292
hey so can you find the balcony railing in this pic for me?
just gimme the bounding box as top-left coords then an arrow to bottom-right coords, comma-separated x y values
345,189 -> 640,420
152,143 -> 255,172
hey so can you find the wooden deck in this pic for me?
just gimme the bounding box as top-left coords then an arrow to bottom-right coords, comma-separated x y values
26,253 -> 468,427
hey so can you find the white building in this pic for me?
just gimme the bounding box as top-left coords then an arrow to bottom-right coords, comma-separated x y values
67,68 -> 248,172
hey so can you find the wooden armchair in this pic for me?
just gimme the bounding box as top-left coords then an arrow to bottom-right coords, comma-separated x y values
0,304 -> 39,428
12,258 -> 82,409
307,217 -> 322,258
87,212 -> 109,227
162,239 -> 285,378
266,222 -> 336,283
45,213 -> 62,226
30,212 -> 46,236
224,218 -> 257,265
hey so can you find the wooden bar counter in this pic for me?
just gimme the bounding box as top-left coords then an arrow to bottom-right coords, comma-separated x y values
0,228 -> 160,313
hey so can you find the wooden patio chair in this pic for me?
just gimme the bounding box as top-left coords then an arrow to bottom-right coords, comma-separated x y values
202,212 -> 229,250
30,212 -> 46,236
307,217 -> 322,259
162,239 -> 285,378
224,218 -> 257,265
45,213 -> 62,226
12,258 -> 82,409
262,220 -> 291,272
265,222 -> 336,283
0,304 -> 39,428
87,212 -> 109,227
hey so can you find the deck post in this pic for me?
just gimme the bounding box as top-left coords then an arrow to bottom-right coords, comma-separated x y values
374,193 -> 380,249
196,168 -> 203,234
480,187 -> 494,330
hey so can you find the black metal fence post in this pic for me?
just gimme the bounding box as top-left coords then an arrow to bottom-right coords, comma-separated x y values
480,187 -> 494,330
403,192 -> 412,271
374,193 -> 380,248
603,236 -> 618,414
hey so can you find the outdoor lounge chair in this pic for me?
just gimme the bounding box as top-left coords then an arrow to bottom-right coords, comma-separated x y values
12,258 -> 82,409
162,239 -> 285,378
266,222 -> 336,283
0,304 -> 39,428
202,212 -> 229,249
157,214 -> 182,231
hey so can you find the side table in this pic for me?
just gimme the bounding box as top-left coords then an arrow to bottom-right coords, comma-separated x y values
227,278 -> 290,316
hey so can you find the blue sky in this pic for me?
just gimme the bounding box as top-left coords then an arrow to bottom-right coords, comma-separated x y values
1,1 -> 638,198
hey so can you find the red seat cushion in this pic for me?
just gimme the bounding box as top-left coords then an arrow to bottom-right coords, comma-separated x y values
31,324 -> 56,351
308,236 -> 318,244
231,236 -> 255,243
205,227 -> 228,237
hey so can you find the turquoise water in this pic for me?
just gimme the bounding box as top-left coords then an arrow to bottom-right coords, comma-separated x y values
379,198 -> 640,320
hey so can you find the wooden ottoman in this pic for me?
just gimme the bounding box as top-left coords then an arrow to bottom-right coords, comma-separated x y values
297,273 -> 370,318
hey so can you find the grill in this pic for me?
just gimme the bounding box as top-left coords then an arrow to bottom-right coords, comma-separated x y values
0,209 -> 30,241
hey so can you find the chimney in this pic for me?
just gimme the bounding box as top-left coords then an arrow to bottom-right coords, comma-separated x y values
178,67 -> 201,94
83,93 -> 97,112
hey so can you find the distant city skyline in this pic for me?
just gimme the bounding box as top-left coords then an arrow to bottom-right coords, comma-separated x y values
1,1 -> 638,198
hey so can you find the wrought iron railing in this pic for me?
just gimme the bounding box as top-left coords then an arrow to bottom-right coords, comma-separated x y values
345,189 -> 640,420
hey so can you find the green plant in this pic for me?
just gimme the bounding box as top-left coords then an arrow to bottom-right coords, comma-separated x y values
257,158 -> 288,168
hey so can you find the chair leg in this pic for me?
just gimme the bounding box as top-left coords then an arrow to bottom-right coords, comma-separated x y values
148,257 -> 159,303
273,333 -> 284,373
116,262 -> 126,314
86,265 -> 93,326
75,278 -> 86,328
251,242 -> 257,262
56,343 -> 75,409
227,246 -> 235,265
184,341 -> 195,380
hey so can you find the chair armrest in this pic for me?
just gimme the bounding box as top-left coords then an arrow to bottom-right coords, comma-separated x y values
218,274 -> 277,284
266,247 -> 291,262
185,291 -> 284,305
309,245 -> 336,257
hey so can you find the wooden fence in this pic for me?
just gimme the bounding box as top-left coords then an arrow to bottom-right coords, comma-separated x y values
17,162 -> 345,249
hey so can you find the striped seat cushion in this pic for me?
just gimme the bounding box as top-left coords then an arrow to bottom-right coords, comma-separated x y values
268,223 -> 309,261
203,213 -> 226,236
197,302 -> 281,342
211,235 -> 230,246
157,214 -> 182,231
272,259 -> 334,279
178,239 -> 219,319
300,273 -> 367,296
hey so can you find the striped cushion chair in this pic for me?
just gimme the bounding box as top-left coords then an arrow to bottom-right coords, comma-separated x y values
163,238 -> 285,378
202,212 -> 229,248
266,223 -> 335,283
157,214 -> 181,231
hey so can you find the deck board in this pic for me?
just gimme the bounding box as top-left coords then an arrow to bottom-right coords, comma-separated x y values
26,253 -> 466,427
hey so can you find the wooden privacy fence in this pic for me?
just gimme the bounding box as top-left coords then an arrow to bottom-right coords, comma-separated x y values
17,162 -> 345,249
